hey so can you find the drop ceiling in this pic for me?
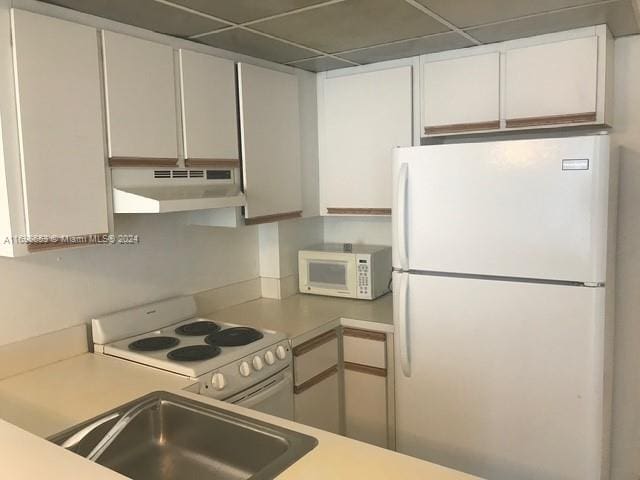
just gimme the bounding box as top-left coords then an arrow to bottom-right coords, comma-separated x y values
41,0 -> 640,71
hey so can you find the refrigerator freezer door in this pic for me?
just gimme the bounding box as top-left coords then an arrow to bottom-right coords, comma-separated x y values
395,274 -> 608,480
392,135 -> 611,283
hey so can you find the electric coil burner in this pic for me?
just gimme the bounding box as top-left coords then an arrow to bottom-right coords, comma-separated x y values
175,321 -> 220,336
128,336 -> 179,352
167,344 -> 221,362
205,327 -> 264,347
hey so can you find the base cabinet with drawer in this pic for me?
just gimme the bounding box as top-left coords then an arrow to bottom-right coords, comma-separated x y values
343,328 -> 392,448
292,329 -> 341,434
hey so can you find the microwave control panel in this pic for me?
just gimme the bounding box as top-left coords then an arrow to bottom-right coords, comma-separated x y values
356,255 -> 372,299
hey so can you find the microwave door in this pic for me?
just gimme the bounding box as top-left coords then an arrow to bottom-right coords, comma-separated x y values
304,259 -> 356,297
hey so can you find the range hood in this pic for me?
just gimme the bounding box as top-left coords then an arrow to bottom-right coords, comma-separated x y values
111,167 -> 246,214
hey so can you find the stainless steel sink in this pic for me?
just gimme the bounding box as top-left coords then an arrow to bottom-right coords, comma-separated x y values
49,391 -> 317,480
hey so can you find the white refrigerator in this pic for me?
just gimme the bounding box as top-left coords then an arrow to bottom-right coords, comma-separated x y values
392,135 -> 616,480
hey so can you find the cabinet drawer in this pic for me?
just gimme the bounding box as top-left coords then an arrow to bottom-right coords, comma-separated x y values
293,330 -> 338,386
294,368 -> 340,434
343,328 -> 386,369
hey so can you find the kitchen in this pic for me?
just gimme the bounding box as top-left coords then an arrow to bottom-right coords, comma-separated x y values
0,0 -> 638,479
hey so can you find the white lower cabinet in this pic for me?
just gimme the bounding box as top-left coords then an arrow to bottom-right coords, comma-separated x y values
343,328 -> 391,448
293,329 -> 341,434
292,327 -> 394,447
294,368 -> 341,434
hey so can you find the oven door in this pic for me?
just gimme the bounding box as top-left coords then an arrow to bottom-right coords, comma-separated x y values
299,252 -> 357,298
226,367 -> 294,420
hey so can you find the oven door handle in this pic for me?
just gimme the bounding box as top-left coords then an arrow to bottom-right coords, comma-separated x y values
230,370 -> 292,409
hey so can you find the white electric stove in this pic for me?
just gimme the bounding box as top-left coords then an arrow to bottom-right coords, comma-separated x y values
92,296 -> 294,419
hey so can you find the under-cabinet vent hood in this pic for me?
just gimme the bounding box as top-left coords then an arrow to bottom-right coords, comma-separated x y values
111,168 -> 246,214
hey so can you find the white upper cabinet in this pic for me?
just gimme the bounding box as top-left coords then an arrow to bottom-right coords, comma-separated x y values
11,9 -> 109,239
320,66 -> 412,215
421,25 -> 613,136
238,63 -> 302,224
179,49 -> 239,166
102,31 -> 178,164
422,53 -> 500,135
504,36 -> 598,127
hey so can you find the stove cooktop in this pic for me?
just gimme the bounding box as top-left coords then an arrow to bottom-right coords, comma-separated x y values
102,317 -> 286,378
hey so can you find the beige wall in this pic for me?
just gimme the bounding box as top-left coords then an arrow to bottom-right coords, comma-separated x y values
0,214 -> 259,346
611,34 -> 640,480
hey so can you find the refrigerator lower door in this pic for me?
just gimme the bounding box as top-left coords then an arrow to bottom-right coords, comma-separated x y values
395,273 -> 609,480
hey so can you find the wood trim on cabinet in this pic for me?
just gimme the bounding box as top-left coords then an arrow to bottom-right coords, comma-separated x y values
26,233 -> 108,253
344,361 -> 387,378
505,112 -> 597,128
244,210 -> 302,226
326,208 -> 391,216
108,157 -> 178,167
343,328 -> 386,342
294,365 -> 338,394
424,120 -> 500,136
293,329 -> 338,357
184,158 -> 240,168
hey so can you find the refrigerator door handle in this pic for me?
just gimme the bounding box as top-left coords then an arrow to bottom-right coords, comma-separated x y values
394,162 -> 409,270
395,272 -> 411,377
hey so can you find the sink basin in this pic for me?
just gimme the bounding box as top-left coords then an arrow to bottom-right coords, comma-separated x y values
49,391 -> 317,480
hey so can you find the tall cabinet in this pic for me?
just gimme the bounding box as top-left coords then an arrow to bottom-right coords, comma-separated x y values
319,65 -> 413,216
7,9 -> 109,252
238,63 -> 303,225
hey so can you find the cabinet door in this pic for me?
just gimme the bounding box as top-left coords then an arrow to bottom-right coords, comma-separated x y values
179,49 -> 239,166
237,63 -> 302,223
11,10 -> 109,238
294,369 -> 340,434
321,66 -> 412,215
505,36 -> 598,128
345,367 -> 387,447
423,53 -> 500,135
102,31 -> 178,164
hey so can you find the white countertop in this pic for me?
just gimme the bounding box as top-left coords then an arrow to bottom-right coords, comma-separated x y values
0,385 -> 479,480
203,293 -> 393,344
0,354 -> 196,438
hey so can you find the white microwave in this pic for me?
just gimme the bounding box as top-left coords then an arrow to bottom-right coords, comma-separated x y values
298,244 -> 392,300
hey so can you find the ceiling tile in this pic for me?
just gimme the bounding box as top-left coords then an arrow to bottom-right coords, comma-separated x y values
467,0 -> 640,43
289,56 -> 355,72
339,32 -> 474,64
41,0 -> 229,37
415,0 -> 612,29
197,28 -> 318,63
168,0 -> 330,24
250,0 -> 450,53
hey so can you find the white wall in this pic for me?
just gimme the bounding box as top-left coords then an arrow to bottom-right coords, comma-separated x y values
0,214 -> 259,346
323,217 -> 392,246
610,34 -> 640,480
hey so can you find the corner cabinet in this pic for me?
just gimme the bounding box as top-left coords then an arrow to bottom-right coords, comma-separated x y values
4,9 -> 109,254
102,31 -> 179,166
237,63 -> 303,225
421,25 -> 613,137
292,329 -> 341,434
319,65 -> 413,216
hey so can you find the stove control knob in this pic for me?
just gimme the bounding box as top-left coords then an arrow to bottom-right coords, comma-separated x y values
211,373 -> 226,391
252,356 -> 264,371
239,361 -> 251,377
264,351 -> 276,365
276,345 -> 287,360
